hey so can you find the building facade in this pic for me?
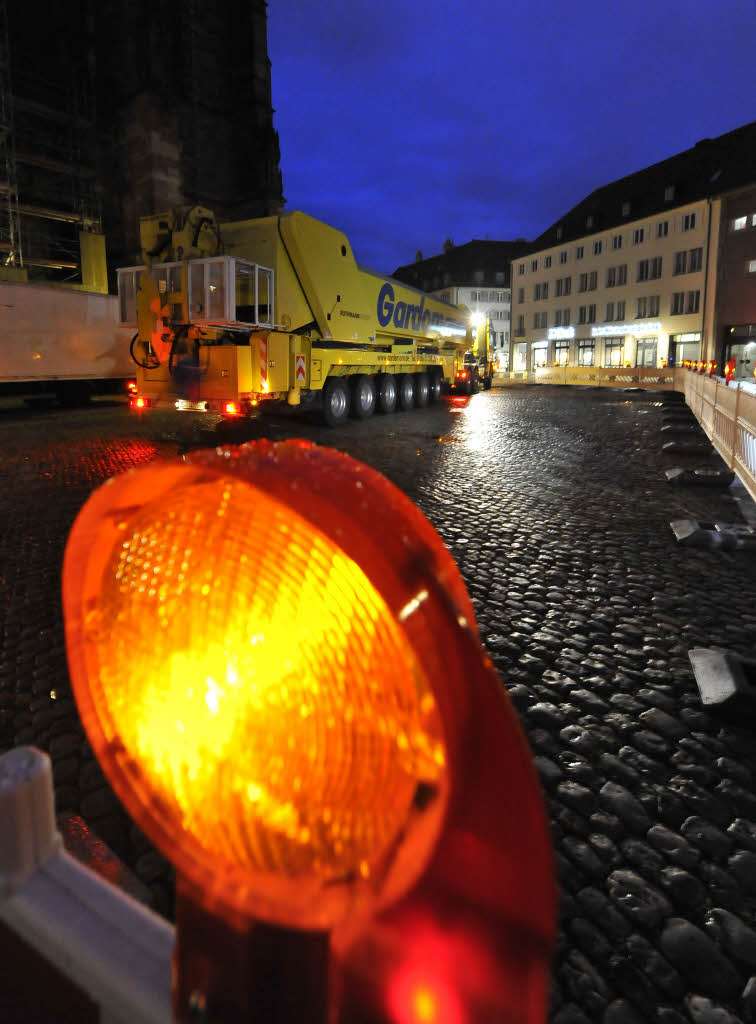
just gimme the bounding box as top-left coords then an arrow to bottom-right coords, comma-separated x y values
511,199 -> 708,372
708,184 -> 756,381
510,121 -> 756,375
2,0 -> 283,284
393,240 -> 528,368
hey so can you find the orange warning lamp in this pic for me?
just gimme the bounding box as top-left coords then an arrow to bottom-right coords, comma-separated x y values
63,440 -> 555,1023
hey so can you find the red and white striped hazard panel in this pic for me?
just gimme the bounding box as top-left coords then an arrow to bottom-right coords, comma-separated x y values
295,354 -> 306,382
259,337 -> 268,391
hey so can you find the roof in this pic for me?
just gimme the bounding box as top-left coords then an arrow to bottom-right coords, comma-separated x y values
392,239 -> 530,291
528,119 -> 756,253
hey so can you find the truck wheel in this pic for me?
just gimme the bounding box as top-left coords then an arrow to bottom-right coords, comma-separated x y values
349,374 -> 376,419
397,374 -> 414,411
376,374 -> 397,414
428,373 -> 442,404
414,372 -> 430,407
322,377 -> 350,426
483,376 -> 492,390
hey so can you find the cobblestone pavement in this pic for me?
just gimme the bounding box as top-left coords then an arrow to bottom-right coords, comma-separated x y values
1,385 -> 755,1024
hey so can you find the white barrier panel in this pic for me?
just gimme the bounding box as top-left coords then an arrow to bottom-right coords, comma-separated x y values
0,280 -> 133,384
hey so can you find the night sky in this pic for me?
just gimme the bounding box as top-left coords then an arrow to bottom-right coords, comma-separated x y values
267,1 -> 756,275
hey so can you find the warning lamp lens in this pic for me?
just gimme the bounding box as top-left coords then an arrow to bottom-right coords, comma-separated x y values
63,460 -> 447,929
224,401 -> 239,416
131,395 -> 146,409
127,380 -> 137,393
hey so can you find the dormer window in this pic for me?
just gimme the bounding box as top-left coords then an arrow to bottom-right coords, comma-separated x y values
586,215 -> 594,229
665,185 -> 675,201
622,201 -> 631,216
556,226 -> 563,240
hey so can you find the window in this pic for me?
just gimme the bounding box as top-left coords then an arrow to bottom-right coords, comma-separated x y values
636,297 -> 648,318
470,291 -> 478,302
637,259 -> 649,282
613,234 -> 623,250
555,276 -> 571,298
533,311 -> 547,329
650,257 -> 663,279
671,292 -> 685,315
665,185 -> 675,201
688,247 -> 702,272
683,212 -> 696,231
518,288 -> 524,303
534,282 -> 548,300
617,265 -> 627,286
648,295 -> 660,317
578,305 -> 587,324
495,271 -> 505,284
622,201 -> 631,216
554,309 -> 562,326
657,220 -> 669,238
593,240 -> 602,255
531,259 -> 538,271
533,284 -> 540,301
616,300 -> 626,319
604,340 -> 623,366
605,301 -> 614,321
560,250 -> 568,264
555,340 -> 570,365
588,271 -> 597,290
633,228 -> 645,245
556,226 -> 563,240
516,315 -> 525,335
586,216 -> 594,229
576,246 -> 584,260
749,260 -> 756,274
562,308 -> 571,325
674,251 -> 687,275
579,273 -> 588,292
473,270 -> 484,285
518,264 -> 525,275
686,290 -> 700,314
578,340 -> 594,366
731,216 -> 747,231
587,304 -> 596,323
606,267 -> 616,287
545,255 -> 552,268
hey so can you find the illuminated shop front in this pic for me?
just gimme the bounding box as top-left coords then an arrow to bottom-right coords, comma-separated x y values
591,321 -> 664,368
512,342 -> 528,371
532,340 -> 548,367
601,338 -> 624,366
635,337 -> 658,366
577,340 -> 594,366
548,326 -> 573,366
670,332 -> 701,365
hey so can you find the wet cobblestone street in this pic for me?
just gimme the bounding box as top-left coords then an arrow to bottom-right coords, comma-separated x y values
1,384 -> 755,1024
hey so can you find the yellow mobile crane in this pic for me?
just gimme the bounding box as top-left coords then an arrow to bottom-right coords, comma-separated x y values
118,207 -> 472,426
449,313 -> 494,395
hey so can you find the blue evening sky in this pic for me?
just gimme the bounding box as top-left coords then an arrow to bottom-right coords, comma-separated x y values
268,1 -> 756,275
